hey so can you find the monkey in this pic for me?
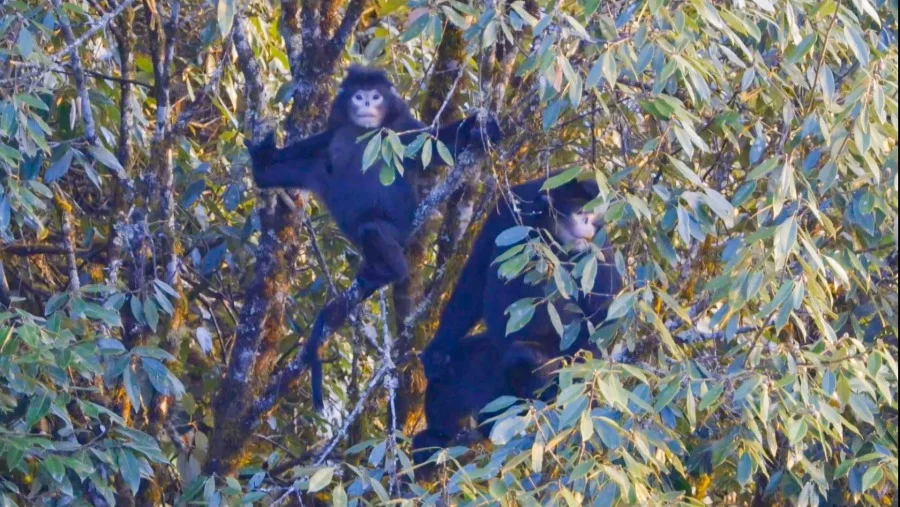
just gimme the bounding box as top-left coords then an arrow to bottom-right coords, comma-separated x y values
410,333 -> 557,475
421,174 -> 622,388
247,65 -> 502,410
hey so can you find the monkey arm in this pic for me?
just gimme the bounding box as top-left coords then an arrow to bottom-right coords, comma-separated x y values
251,153 -> 327,192
421,226 -> 497,378
270,130 -> 333,163
429,115 -> 502,156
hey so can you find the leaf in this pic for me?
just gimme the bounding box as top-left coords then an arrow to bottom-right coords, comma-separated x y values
117,449 -> 142,495
25,391 -> 51,428
581,256 -> 597,294
490,415 -> 528,445
217,0 -> 235,36
143,297 -> 159,332
421,138 -> 432,167
362,133 -> 382,172
667,155 -> 703,186
601,51 -> 618,87
737,452 -> 752,486
844,25 -> 870,66
583,0 -> 600,16
703,189 -> 735,227
606,290 -> 636,320
17,27 -> 34,58
698,384 -> 724,411
44,150 -> 74,183
540,167 -> 582,191
505,299 -> 535,336
747,158 -> 780,180
89,145 -> 125,176
547,302 -> 564,337
861,466 -> 883,492
495,226 -> 532,246
787,418 -> 808,445
307,467 -> 334,493
773,216 -> 797,268
436,140 -> 454,166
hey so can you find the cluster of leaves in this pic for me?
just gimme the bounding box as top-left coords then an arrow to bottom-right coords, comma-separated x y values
0,297 -> 173,504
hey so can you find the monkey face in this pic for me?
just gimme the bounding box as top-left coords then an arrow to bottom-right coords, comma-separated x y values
349,89 -> 387,128
551,208 -> 600,253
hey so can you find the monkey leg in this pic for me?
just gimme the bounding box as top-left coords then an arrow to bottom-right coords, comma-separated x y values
502,342 -> 561,401
304,221 -> 410,410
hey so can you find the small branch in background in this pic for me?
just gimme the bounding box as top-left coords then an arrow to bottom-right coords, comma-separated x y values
379,290 -> 400,497
0,261 -> 11,308
50,0 -> 99,145
324,0 -> 369,63
173,37 -> 233,134
51,185 -> 81,293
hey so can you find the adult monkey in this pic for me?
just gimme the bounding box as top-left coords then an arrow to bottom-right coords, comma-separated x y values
411,334 -> 553,475
421,174 -> 622,390
248,66 -> 501,410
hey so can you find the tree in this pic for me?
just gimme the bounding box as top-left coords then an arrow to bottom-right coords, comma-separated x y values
0,0 -> 896,505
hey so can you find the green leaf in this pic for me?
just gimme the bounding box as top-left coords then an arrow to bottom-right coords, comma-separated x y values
843,25 -> 870,66
786,33 -> 817,64
698,384 -> 724,411
747,158 -> 780,180
216,0 -> 234,37
653,380 -> 680,413
25,391 -> 51,428
89,145 -> 125,176
773,216 -> 797,268
490,415 -> 528,445
436,140 -> 454,166
540,167 -> 582,191
861,466 -> 883,492
421,138 -> 432,168
668,155 -> 703,186
737,452 -> 752,486
143,297 -> 159,332
362,133 -> 382,172
547,302 -> 564,337
505,299 -> 536,336
601,51 -> 617,88
606,290 -> 637,320
583,0 -> 600,16
17,27 -> 34,58
703,189 -> 735,227
307,467 -> 334,493
45,150 -> 74,183
117,449 -> 142,495
495,226 -> 532,246
787,418 -> 808,445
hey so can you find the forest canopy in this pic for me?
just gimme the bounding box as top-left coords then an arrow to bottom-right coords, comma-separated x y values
0,0 -> 897,505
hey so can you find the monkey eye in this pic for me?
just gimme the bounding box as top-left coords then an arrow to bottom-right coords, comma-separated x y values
373,94 -> 381,100
355,94 -> 363,101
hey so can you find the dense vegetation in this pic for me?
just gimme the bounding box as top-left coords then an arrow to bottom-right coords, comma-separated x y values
0,0 -> 897,504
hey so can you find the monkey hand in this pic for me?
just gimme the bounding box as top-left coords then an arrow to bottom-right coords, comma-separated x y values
465,114 -> 503,149
245,131 -> 277,174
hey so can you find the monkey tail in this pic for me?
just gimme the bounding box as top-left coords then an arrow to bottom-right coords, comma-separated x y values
304,315 -> 326,412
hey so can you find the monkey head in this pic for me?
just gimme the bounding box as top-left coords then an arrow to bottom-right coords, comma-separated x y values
329,65 -> 410,130
540,178 -> 603,253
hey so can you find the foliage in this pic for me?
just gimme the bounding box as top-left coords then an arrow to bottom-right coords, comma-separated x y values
0,0 -> 897,505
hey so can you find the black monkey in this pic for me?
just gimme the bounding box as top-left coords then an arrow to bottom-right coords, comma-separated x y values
411,334 -> 555,472
421,175 -> 622,385
247,66 -> 501,410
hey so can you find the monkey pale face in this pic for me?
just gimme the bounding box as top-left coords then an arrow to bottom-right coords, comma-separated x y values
349,89 -> 387,128
553,209 -> 599,252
